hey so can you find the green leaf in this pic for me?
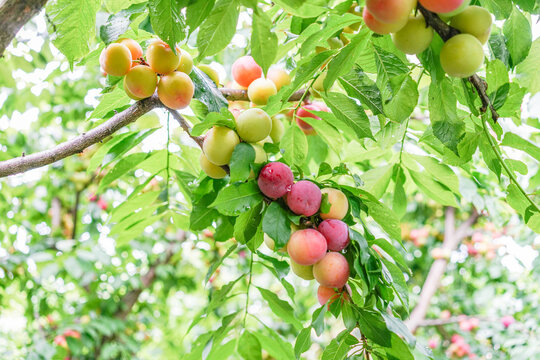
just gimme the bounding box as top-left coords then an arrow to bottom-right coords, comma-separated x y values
234,202 -> 263,245
408,170 -> 458,207
371,238 -> 408,273
190,67 -> 229,113
98,152 -> 151,192
99,3 -> 147,44
46,0 -> 100,64
89,87 -> 131,120
257,287 -> 302,330
197,0 -> 239,58
272,0 -> 326,17
501,132 -> 540,160
384,75 -> 418,123
323,92 -> 373,140
516,38 -> 540,95
382,333 -> 415,360
252,327 -> 296,360
503,7 -> 532,66
186,0 -> 215,34
373,44 -> 409,87
190,194 -> 221,230
392,165 -> 407,219
349,229 -> 370,265
381,313 -> 415,347
321,333 -> 357,360
238,331 -> 262,360
339,67 -> 384,115
251,9 -> 277,76
281,124 -> 308,167
262,202 -> 291,250
409,154 -> 460,194
110,191 -> 161,224
298,111 -> 343,155
210,181 -> 263,216
341,302 -> 357,331
294,327 -> 312,359
311,306 -> 326,336
229,143 -> 256,182
356,309 -> 392,347
205,243 -> 238,283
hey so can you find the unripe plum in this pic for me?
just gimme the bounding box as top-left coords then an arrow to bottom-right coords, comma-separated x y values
247,78 -> 277,105
270,116 -> 285,143
232,56 -> 263,87
313,252 -> 350,288
362,7 -> 408,35
419,0 -> 467,14
252,143 -> 267,164
366,0 -> 416,24
287,229 -> 327,266
203,126 -> 240,166
117,38 -> 143,64
123,65 -> 158,100
257,162 -> 294,199
290,259 -> 315,280
312,71 -> 326,94
317,286 -> 340,306
177,49 -> 194,74
198,64 -> 220,85
320,188 -> 349,220
157,71 -> 195,109
99,43 -> 132,76
146,40 -> 180,75
450,6 -> 492,44
392,15 -> 434,55
235,108 -> 272,142
287,180 -> 322,216
440,34 -> 484,78
267,68 -> 291,91
318,219 -> 350,251
327,37 -> 344,49
200,153 -> 227,179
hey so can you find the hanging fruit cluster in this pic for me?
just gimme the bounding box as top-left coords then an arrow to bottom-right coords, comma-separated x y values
99,38 -> 195,109
258,162 -> 352,306
361,0 -> 493,78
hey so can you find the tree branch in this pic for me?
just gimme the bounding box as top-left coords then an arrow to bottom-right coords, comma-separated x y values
406,207 -> 479,333
417,315 -> 491,327
0,0 -> 48,57
417,3 -> 499,122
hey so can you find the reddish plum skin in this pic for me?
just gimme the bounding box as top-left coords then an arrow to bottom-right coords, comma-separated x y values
318,219 -> 350,251
317,286 -> 339,306
257,162 -> 294,199
296,102 -> 329,135
287,229 -> 327,266
287,180 -> 322,216
232,56 -> 263,87
313,252 -> 350,288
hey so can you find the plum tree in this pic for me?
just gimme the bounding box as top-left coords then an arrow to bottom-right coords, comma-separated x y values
290,259 -> 315,280
270,116 -> 285,143
232,56 -> 262,87
198,64 -> 219,85
123,65 -> 158,100
362,7 -> 408,35
450,6 -> 493,44
235,108 -> 272,142
146,40 -> 180,75
313,252 -> 350,288
257,162 -> 294,199
318,219 -> 350,251
320,188 -> 349,220
287,180 -> 322,216
99,43 -> 132,76
199,153 -> 227,179
267,68 -> 291,91
392,15 -> 434,55
440,34 -> 484,78
117,38 -> 142,64
287,229 -> 327,266
365,0 -> 416,25
177,49 -> 194,74
202,126 -> 240,166
419,0 -> 469,14
157,71 -> 195,109
247,78 -> 277,105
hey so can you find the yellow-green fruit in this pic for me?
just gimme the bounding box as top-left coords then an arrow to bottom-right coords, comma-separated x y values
392,15 -> 434,55
247,78 -> 277,105
200,153 -> 227,179
327,37 -> 344,49
270,116 -> 285,143
440,34 -> 484,78
320,188 -> 349,220
313,71 -> 327,94
99,43 -> 132,76
290,259 -> 315,280
267,68 -> 291,91
203,126 -> 240,165
123,65 -> 158,100
235,108 -> 272,143
450,6 -> 492,44
198,64 -> 219,85
146,40 -> 180,75
177,49 -> 194,74
252,143 -> 267,164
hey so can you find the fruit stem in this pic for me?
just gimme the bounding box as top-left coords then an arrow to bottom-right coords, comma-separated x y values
243,251 -> 254,327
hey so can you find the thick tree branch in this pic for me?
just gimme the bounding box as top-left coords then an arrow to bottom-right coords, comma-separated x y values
406,207 -> 479,333
417,4 -> 499,122
0,0 -> 48,57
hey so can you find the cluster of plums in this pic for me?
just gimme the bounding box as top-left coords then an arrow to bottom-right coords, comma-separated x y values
99,38 -> 195,109
258,162 -> 352,306
362,0 -> 492,78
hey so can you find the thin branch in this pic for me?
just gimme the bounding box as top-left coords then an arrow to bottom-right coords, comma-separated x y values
0,0 -> 48,57
71,190 -> 82,239
418,315 -> 491,327
417,3 -> 499,122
